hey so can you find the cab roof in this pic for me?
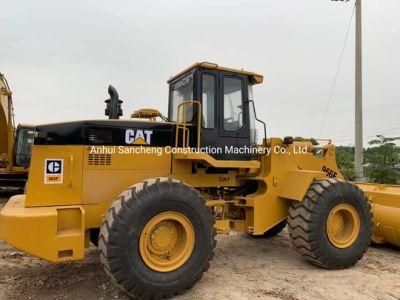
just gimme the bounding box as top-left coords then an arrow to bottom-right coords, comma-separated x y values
167,62 -> 264,85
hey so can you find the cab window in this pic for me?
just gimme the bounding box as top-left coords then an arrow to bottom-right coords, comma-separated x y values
169,73 -> 194,122
223,77 -> 243,131
201,74 -> 215,129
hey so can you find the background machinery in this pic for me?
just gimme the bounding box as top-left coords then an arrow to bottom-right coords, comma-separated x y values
0,73 -> 34,192
0,62 -> 399,299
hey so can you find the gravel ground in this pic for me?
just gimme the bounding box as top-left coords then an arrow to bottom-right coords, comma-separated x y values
0,196 -> 400,300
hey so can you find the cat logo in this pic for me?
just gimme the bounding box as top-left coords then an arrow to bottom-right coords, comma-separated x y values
44,159 -> 64,184
125,129 -> 153,145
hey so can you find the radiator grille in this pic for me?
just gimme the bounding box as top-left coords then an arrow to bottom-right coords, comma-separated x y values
88,153 -> 111,166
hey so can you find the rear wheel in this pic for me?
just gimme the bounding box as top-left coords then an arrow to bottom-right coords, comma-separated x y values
288,179 -> 372,269
98,178 -> 216,299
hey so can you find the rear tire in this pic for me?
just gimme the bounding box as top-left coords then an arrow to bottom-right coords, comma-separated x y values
98,178 -> 216,299
288,179 -> 372,269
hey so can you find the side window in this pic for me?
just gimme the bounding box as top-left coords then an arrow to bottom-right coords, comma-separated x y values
223,77 -> 243,131
169,73 -> 194,122
201,74 -> 215,129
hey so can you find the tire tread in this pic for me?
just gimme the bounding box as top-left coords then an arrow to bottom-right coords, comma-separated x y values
288,179 -> 372,269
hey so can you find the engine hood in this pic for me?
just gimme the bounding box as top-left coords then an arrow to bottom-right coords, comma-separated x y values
35,119 -> 175,147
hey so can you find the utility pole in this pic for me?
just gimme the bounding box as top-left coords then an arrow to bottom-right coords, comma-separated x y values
354,0 -> 364,181
332,0 -> 364,180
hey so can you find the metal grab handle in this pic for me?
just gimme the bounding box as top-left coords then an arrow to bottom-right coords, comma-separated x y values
175,100 -> 202,150
68,155 -> 74,187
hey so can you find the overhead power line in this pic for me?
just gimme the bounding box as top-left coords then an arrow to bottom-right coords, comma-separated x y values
319,3 -> 356,138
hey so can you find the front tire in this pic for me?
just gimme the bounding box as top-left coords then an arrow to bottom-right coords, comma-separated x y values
288,179 -> 372,269
98,178 -> 216,299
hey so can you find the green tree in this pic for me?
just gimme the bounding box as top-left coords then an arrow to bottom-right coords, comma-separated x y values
336,146 -> 355,181
364,135 -> 400,184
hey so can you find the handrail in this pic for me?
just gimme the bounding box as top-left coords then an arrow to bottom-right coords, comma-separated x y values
246,100 -> 267,145
174,100 -> 202,150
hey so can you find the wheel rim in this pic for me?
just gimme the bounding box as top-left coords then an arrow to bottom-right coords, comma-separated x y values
326,204 -> 360,248
139,212 -> 195,272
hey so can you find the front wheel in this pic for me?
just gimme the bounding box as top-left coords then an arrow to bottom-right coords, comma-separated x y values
288,179 -> 372,269
99,178 -> 216,299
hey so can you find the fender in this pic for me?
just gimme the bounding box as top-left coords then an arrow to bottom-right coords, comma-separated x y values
278,170 -> 326,201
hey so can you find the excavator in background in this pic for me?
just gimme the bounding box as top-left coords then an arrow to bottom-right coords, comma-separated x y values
0,73 -> 35,192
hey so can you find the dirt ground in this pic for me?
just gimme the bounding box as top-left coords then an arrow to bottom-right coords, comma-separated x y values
1,197 -> 400,300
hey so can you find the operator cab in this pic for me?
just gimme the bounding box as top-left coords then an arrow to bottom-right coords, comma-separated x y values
168,62 -> 264,160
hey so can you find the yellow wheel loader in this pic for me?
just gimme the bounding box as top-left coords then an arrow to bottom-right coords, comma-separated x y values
0,62 -> 399,299
0,73 -> 35,192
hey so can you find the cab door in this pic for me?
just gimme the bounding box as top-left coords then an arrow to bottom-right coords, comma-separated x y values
199,70 -> 251,160
218,72 -> 251,160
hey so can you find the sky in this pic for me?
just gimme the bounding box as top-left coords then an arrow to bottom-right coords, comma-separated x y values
1,0 -> 399,146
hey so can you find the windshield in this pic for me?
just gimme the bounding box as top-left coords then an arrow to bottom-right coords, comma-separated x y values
169,73 -> 194,122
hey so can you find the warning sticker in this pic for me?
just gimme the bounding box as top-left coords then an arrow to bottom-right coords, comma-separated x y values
44,159 -> 64,184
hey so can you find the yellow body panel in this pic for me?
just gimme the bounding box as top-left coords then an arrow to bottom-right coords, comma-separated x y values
0,195 -> 85,262
174,153 -> 261,169
241,139 -> 344,234
26,146 -> 84,207
82,146 -> 172,206
278,170 -> 326,201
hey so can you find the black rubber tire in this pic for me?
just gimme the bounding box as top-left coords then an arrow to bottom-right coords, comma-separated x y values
249,220 -> 287,239
98,177 -> 216,300
288,179 -> 372,270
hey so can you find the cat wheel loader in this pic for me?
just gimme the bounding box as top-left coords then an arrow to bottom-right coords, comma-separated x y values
1,62 -> 400,299
0,73 -> 35,192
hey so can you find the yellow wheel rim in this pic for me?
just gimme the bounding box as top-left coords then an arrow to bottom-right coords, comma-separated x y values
139,212 -> 195,272
326,204 -> 360,248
